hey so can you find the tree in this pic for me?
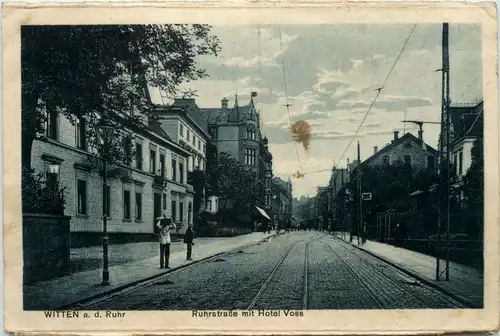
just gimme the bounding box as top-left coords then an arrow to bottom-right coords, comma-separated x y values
463,136 -> 484,237
22,25 -> 221,170
213,153 -> 259,226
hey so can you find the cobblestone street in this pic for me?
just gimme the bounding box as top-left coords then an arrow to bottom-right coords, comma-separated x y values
83,232 -> 466,310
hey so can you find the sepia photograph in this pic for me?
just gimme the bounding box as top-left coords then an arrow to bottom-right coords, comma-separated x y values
3,3 -> 499,335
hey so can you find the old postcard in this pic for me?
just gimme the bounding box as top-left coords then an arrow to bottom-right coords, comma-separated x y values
3,2 -> 499,335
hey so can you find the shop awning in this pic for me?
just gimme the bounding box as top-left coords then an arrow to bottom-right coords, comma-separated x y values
255,206 -> 271,220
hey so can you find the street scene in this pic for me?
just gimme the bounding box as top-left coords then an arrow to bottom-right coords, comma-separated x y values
80,232 -> 466,310
22,23 -> 483,311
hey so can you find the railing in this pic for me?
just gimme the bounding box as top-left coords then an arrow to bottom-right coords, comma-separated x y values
153,175 -> 168,187
382,237 -> 483,269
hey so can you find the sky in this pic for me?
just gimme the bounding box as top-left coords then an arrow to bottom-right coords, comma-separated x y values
149,24 -> 483,198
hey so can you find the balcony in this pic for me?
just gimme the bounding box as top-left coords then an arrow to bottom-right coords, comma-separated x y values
153,175 -> 168,188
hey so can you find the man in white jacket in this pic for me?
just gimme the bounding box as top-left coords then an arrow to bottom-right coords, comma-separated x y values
156,214 -> 176,269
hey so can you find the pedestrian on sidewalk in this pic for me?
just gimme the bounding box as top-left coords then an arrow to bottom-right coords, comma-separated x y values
184,224 -> 194,261
156,214 -> 176,269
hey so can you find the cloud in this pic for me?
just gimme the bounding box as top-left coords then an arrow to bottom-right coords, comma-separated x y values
169,23 -> 482,197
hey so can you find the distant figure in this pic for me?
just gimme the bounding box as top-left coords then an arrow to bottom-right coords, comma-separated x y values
184,224 -> 194,261
156,214 -> 176,269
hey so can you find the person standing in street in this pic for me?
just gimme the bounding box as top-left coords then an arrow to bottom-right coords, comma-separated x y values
156,214 -> 176,269
184,224 -> 194,261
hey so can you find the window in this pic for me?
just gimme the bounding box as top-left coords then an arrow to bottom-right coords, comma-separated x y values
454,153 -> 458,174
246,126 -> 256,140
160,153 -> 166,178
208,200 -> 212,211
383,155 -> 390,165
163,194 -> 167,210
404,155 -> 412,167
458,151 -> 463,175
124,136 -> 132,166
209,126 -> 218,140
427,155 -> 435,170
192,136 -> 196,146
123,190 -> 131,220
179,161 -> 184,184
103,184 -> 111,217
150,149 -> 156,174
171,200 -> 177,221
76,118 -> 86,150
135,142 -> 143,170
179,202 -> 184,223
404,143 -> 412,148
135,192 -> 142,221
187,130 -> 190,142
77,179 -> 87,215
180,124 -> 184,137
203,143 -> 206,153
198,139 -> 201,150
244,148 -> 257,166
46,108 -> 58,140
171,158 -> 177,181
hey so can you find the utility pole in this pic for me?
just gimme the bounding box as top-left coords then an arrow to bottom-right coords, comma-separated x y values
341,168 -> 345,240
437,22 -> 451,281
333,167 -> 337,234
357,141 -> 362,246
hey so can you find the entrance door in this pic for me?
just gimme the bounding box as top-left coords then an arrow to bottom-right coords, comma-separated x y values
153,193 -> 162,233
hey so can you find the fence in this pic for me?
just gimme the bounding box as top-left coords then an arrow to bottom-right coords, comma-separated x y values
385,237 -> 483,269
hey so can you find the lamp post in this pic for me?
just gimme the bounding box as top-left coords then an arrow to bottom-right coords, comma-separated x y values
97,113 -> 114,286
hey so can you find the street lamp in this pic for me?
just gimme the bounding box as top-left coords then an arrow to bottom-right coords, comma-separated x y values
96,113 -> 115,286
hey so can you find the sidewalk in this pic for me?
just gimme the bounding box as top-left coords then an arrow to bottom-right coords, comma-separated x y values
335,233 -> 483,308
24,232 -> 275,310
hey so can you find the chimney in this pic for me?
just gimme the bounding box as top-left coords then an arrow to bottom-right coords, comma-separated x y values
221,97 -> 228,109
393,130 -> 399,142
374,146 -> 378,154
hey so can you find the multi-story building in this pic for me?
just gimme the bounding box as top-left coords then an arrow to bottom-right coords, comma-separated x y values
362,130 -> 438,171
152,98 -> 215,215
271,177 -> 293,229
447,100 -> 484,199
200,94 -> 273,220
31,102 -> 194,247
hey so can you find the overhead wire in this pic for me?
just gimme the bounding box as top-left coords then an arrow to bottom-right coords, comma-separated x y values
278,25 -> 304,174
287,24 -> 418,179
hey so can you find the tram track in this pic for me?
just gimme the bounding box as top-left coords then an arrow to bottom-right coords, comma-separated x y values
317,239 -> 385,309
333,239 -> 466,309
247,236 -> 317,310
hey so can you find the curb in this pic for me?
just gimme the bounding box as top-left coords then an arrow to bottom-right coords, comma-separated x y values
332,235 -> 480,309
57,234 -> 276,310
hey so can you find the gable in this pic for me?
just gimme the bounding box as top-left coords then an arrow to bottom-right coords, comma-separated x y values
364,133 -> 437,166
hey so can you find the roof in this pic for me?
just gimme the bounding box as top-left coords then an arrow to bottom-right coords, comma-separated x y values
109,112 -> 190,157
171,99 -> 209,134
152,99 -> 211,139
148,117 -> 173,141
361,132 -> 437,167
449,100 -> 483,142
200,97 -> 256,124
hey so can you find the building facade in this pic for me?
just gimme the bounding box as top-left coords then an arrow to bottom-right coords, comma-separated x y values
364,131 -> 438,171
32,105 -> 194,247
271,177 -> 293,229
153,98 -> 217,215
447,100 -> 484,198
201,94 -> 273,218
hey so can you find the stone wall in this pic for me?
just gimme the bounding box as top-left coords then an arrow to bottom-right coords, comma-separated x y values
23,213 -> 71,284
